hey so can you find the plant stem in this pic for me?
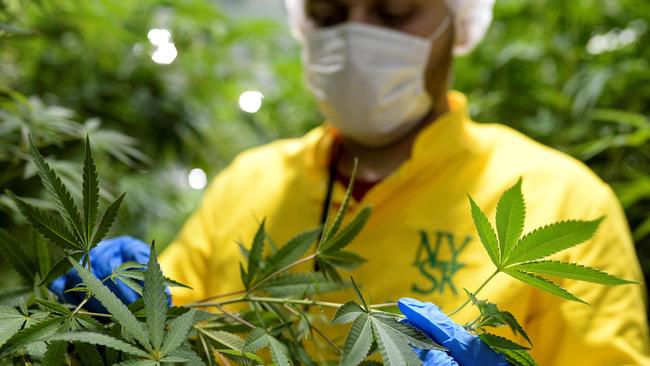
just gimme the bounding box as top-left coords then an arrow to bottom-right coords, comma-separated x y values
192,296 -> 392,312
211,304 -> 256,329
70,295 -> 91,317
283,303 -> 341,355
77,311 -> 113,318
191,289 -> 248,306
245,253 -> 318,295
447,269 -> 499,317
190,253 -> 321,308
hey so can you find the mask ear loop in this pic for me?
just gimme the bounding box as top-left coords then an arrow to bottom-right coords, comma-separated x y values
428,14 -> 452,42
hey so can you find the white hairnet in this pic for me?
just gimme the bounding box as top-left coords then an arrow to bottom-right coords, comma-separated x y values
284,0 -> 495,56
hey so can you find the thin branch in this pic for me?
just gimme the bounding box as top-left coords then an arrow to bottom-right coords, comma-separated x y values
211,303 -> 256,330
198,333 -> 215,366
70,295 -> 91,317
245,253 -> 318,295
190,289 -> 248,306
284,303 -> 341,355
448,269 -> 500,317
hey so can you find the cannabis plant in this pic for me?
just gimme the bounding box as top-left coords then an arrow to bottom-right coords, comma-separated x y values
0,137 -> 634,365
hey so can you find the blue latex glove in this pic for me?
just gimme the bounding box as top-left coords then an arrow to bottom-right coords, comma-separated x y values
398,298 -> 510,366
50,236 -> 166,313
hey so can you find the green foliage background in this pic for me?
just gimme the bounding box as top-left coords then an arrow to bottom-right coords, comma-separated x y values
1,0 -> 648,303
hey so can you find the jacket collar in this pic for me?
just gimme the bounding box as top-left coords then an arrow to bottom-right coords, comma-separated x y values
305,91 -> 476,208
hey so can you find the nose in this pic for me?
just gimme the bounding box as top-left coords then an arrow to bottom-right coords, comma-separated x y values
348,5 -> 373,24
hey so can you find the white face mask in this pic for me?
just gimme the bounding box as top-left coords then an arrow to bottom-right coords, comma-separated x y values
303,17 -> 451,147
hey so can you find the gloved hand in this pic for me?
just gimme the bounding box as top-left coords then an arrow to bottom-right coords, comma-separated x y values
50,236 -> 160,313
398,298 -> 510,366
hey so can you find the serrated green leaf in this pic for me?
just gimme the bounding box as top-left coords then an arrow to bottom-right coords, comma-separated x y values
75,315 -> 104,332
332,302 -> 366,325
317,259 -> 344,283
82,135 -> 100,246
504,269 -> 586,304
469,196 -> 501,267
198,329 -> 245,350
7,192 -> 82,250
0,229 -> 36,282
478,333 -> 529,350
114,360 -> 158,366
169,343 -> 207,366
116,268 -> 191,291
0,316 -> 63,358
496,178 -> 525,259
239,262 -> 249,288
247,220 -> 266,282
42,341 -> 68,366
350,277 -> 369,312
34,234 -> 50,279
0,287 -> 31,307
28,136 -> 84,245
369,317 -> 405,366
160,308 -> 196,357
320,207 -> 371,253
160,355 -> 189,362
40,254 -> 82,287
47,332 -> 148,357
69,258 -> 151,350
372,316 -> 444,351
263,228 -> 321,277
91,193 -> 125,247
242,328 -> 269,353
0,306 -> 26,348
464,290 -> 531,346
318,251 -> 366,271
115,275 -> 144,296
323,159 -> 358,245
268,336 -> 292,366
34,299 -> 71,315
258,273 -> 344,296
143,245 -> 167,351
509,260 -> 635,285
341,313 -> 372,366
216,348 -> 264,363
75,341 -> 104,365
500,348 -> 538,366
506,218 -> 603,265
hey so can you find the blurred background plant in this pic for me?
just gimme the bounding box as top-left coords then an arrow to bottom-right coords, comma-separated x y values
0,0 -> 648,305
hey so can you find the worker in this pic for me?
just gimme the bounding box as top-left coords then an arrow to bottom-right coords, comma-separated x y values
52,0 -> 650,364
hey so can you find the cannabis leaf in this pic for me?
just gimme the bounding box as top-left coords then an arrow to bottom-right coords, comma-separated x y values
468,178 -> 634,304
0,306 -> 27,348
0,229 -> 37,282
5,135 -> 125,285
242,328 -> 292,366
464,289 -> 531,346
144,244 -> 168,351
28,135 -> 84,246
333,279 -> 443,366
462,178 -> 636,365
82,135 -> 100,245
316,161 -> 372,281
48,332 -> 150,357
64,244 -> 197,363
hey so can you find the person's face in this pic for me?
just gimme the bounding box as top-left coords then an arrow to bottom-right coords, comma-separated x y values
305,0 -> 455,115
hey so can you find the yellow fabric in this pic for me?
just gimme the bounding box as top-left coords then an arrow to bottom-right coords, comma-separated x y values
160,91 -> 650,365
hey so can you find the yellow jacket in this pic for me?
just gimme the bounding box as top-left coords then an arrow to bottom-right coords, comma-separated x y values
160,91 -> 650,365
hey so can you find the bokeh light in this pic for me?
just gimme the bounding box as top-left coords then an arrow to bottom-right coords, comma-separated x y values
147,28 -> 178,64
188,168 -> 208,190
239,91 -> 264,113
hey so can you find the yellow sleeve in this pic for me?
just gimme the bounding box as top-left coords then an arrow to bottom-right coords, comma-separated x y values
527,185 -> 650,365
159,165 -> 240,305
